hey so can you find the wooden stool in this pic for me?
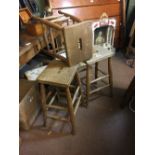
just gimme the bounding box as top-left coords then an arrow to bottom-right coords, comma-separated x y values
37,60 -> 82,134
85,48 -> 115,105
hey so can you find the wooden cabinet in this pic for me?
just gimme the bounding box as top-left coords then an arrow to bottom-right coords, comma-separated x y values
48,0 -> 125,48
19,79 -> 41,130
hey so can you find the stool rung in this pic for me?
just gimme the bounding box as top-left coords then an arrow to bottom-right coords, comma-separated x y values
47,115 -> 69,122
90,84 -> 110,94
90,75 -> 109,84
48,92 -> 57,106
46,105 -> 67,111
74,95 -> 82,115
70,85 -> 76,89
46,91 -> 53,101
78,68 -> 86,72
72,86 -> 80,105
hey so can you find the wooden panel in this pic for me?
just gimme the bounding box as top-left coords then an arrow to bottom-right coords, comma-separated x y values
64,21 -> 93,66
114,16 -> 121,27
19,80 -> 40,130
20,48 -> 36,65
19,32 -> 46,66
48,0 -> 123,48
19,44 -> 42,66
115,26 -> 120,39
114,27 -> 120,47
114,37 -> 120,47
19,80 -> 36,101
55,4 -> 121,20
50,0 -> 120,9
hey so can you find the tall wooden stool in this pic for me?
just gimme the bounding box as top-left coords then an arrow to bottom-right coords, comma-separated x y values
37,60 -> 82,134
82,14 -> 116,106
85,48 -> 115,105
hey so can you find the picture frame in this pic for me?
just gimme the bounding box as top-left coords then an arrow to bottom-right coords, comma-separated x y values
92,17 -> 116,53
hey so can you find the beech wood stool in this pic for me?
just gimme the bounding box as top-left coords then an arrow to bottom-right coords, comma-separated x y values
37,60 -> 82,134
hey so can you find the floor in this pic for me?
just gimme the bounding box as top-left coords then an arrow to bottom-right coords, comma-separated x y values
20,51 -> 135,155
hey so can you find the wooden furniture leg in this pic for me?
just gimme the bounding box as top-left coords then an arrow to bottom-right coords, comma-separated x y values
75,72 -> 83,105
86,64 -> 91,106
40,84 -> 47,127
108,58 -> 113,97
95,62 -> 98,79
66,87 -> 75,135
43,25 -> 50,51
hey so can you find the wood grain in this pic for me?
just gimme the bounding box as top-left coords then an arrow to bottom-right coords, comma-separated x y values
37,60 -> 78,86
64,21 -> 93,66
19,32 -> 46,66
57,4 -> 121,20
19,80 -> 40,130
48,0 -> 122,47
66,86 -> 76,134
49,0 -> 120,9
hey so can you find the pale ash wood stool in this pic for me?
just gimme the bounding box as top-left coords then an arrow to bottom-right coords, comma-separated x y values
84,48 -> 115,106
37,60 -> 82,134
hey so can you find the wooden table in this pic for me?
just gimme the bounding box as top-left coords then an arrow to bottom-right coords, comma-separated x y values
19,32 -> 47,67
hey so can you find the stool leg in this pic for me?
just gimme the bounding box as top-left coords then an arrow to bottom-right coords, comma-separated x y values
40,84 -> 47,127
108,58 -> 113,97
76,72 -> 83,105
86,64 -> 91,106
95,62 -> 98,79
66,87 -> 76,135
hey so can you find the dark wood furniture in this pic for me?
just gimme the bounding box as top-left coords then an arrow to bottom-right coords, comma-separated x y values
47,0 -> 126,48
19,32 -> 47,67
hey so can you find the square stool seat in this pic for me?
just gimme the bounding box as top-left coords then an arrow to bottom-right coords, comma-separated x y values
38,60 -> 78,87
86,47 -> 115,65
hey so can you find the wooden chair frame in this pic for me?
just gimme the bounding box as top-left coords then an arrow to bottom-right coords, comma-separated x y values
32,10 -> 82,66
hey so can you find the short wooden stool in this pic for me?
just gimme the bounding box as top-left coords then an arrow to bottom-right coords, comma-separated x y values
37,60 -> 82,134
85,48 -> 115,105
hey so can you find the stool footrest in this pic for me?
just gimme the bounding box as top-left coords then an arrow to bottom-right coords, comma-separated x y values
47,115 -> 69,122
72,86 -> 80,105
46,105 -> 67,111
74,95 -> 82,115
90,75 -> 109,84
46,91 -> 53,101
48,92 -> 57,106
90,84 -> 110,94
